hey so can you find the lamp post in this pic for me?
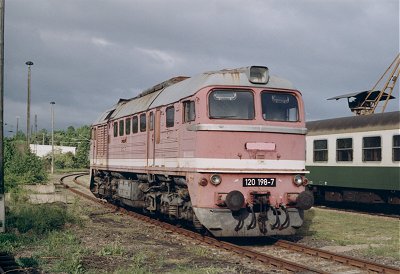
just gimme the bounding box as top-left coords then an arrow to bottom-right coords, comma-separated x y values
50,102 -> 55,174
25,61 -> 33,148
16,116 -> 19,137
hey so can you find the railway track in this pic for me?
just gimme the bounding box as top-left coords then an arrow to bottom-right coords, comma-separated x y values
62,173 -> 400,274
0,252 -> 23,274
314,204 -> 400,220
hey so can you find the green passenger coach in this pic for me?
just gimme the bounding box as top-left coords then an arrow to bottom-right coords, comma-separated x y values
306,111 -> 400,205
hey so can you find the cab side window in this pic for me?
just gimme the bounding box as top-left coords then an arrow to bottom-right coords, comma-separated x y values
166,106 -> 175,127
183,101 -> 195,123
119,120 -> 124,136
125,118 -> 131,135
140,113 -> 146,132
113,122 -> 118,137
132,116 -> 138,134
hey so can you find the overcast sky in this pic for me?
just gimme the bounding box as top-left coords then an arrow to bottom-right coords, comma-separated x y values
3,0 -> 399,135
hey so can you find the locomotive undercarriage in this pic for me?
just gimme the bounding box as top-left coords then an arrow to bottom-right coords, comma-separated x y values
90,169 -> 309,237
91,169 -> 202,229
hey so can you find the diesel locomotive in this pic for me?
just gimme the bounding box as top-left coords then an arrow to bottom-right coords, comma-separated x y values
89,66 -> 313,237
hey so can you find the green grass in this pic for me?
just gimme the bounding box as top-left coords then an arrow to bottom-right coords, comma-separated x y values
187,245 -> 211,257
1,190 -> 86,273
297,208 -> 400,259
99,241 -> 125,256
36,230 -> 86,273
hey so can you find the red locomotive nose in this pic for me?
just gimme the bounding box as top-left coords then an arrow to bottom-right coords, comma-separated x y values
225,190 -> 245,211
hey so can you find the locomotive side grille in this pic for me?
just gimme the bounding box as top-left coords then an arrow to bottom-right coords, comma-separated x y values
96,125 -> 108,157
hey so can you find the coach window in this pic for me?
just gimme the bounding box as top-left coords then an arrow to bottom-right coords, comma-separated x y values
363,136 -> 381,161
132,116 -> 138,134
262,92 -> 298,122
125,118 -> 131,135
140,113 -> 146,132
166,106 -> 175,127
313,139 -> 328,162
183,101 -> 195,123
119,120 -> 124,136
209,90 -> 254,119
336,138 -> 353,161
113,122 -> 118,137
393,135 -> 400,161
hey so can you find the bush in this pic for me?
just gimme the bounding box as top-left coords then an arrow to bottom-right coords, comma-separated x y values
54,152 -> 78,169
4,139 -> 48,191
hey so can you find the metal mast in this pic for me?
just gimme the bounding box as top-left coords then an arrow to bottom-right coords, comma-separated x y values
354,54 -> 400,115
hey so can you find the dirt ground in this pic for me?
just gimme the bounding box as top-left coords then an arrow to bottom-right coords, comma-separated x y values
48,174 -> 285,273
65,193 -> 283,273
18,174 -> 398,273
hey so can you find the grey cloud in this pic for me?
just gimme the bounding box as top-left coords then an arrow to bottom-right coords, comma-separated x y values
3,0 -> 399,135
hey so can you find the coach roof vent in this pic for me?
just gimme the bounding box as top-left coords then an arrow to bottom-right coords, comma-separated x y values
139,76 -> 190,97
246,66 -> 269,84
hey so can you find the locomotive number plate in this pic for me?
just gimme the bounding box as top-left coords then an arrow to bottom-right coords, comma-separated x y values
243,178 -> 276,187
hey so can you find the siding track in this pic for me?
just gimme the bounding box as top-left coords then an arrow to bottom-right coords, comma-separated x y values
61,173 -> 400,274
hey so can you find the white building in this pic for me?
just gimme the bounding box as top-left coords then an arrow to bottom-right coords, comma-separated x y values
30,144 -> 76,157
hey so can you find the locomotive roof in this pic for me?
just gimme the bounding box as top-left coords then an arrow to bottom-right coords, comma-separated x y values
93,66 -> 295,125
306,111 -> 400,136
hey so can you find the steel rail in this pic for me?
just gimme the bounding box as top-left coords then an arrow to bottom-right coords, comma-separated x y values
0,252 -> 22,273
314,205 -> 400,220
63,174 -> 400,274
272,239 -> 400,274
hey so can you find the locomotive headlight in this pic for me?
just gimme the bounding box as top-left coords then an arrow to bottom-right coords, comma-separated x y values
293,175 -> 303,186
247,66 -> 269,84
210,174 -> 222,186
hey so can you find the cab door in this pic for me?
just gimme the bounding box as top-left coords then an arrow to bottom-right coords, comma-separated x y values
147,110 -> 161,167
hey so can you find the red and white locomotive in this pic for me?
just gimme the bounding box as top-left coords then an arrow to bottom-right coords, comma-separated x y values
89,66 -> 313,237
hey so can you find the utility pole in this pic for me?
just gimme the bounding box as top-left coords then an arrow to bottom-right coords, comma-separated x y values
33,114 -> 37,153
0,0 -> 5,233
34,114 -> 37,140
25,60 -> 33,148
50,102 -> 55,174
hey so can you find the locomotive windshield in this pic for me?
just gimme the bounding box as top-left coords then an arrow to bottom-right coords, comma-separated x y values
261,92 -> 299,122
209,90 -> 255,119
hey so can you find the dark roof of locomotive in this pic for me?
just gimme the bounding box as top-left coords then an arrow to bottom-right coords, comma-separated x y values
306,111 -> 400,136
93,66 -> 296,125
